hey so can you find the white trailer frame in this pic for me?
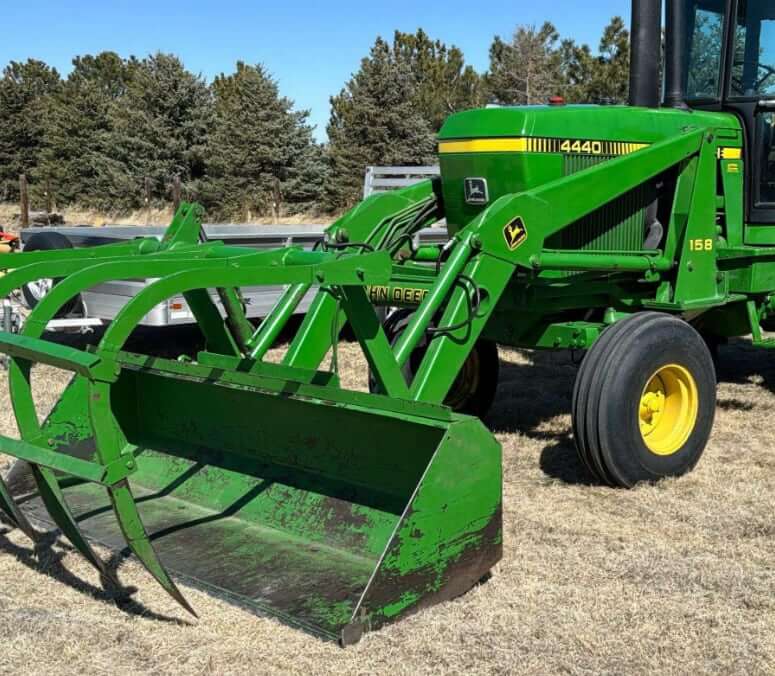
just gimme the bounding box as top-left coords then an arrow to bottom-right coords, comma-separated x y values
17,167 -> 444,330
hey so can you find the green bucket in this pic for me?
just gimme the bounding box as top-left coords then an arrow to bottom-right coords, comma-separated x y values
10,353 -> 502,644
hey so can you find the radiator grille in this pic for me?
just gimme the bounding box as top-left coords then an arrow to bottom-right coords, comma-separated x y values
547,154 -> 652,253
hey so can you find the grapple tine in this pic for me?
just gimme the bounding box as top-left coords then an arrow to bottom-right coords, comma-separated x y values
32,465 -> 116,584
108,481 -> 197,618
0,473 -> 36,539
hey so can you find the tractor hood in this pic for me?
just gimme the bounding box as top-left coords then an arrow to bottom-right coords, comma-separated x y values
438,104 -> 736,145
437,105 -> 740,235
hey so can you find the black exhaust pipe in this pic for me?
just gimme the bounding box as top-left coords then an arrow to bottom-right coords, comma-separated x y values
664,0 -> 689,108
629,0 -> 662,107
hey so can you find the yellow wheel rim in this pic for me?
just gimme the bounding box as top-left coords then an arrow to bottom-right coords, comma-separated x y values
638,364 -> 698,456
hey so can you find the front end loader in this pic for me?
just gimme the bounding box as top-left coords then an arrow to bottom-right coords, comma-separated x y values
0,0 -> 772,644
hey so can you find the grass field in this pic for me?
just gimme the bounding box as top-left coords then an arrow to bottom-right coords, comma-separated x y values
0,339 -> 774,675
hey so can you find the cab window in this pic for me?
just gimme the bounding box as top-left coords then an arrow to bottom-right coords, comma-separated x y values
686,2 -> 726,99
729,0 -> 775,98
755,112 -> 775,204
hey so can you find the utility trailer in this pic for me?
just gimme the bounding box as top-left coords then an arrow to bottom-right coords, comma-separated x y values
17,224 -> 329,328
17,172 -> 445,329
18,224 -> 446,327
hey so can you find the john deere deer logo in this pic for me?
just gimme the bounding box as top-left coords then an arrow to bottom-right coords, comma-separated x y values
503,217 -> 528,251
464,178 -> 489,205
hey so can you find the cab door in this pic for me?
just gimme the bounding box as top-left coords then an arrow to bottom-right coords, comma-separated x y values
721,0 -> 775,226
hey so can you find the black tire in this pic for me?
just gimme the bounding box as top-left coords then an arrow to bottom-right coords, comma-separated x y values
699,331 -> 722,377
21,232 -> 78,317
572,313 -> 716,488
572,316 -> 641,484
369,308 -> 499,418
761,317 -> 775,332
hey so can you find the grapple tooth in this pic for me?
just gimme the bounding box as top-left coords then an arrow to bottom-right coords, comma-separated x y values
32,465 -> 116,584
0,474 -> 36,539
108,481 -> 197,618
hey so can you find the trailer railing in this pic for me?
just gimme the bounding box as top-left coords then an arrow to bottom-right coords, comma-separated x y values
363,166 -> 440,198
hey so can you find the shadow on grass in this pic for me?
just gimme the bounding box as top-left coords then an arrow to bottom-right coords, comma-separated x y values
0,518 -> 190,625
715,339 -> 775,394
484,349 -> 598,486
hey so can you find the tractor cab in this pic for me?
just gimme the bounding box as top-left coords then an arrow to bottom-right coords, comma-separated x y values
680,0 -> 775,223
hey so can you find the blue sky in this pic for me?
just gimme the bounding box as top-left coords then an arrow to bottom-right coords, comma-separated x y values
3,0 -> 630,140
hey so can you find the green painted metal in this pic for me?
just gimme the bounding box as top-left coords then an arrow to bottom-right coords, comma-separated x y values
3,82 -> 775,643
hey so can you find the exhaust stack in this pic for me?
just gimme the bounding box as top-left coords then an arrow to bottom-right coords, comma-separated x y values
664,0 -> 689,107
629,0 -> 662,107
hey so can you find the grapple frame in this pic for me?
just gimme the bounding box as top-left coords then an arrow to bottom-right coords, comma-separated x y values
0,187 -> 506,643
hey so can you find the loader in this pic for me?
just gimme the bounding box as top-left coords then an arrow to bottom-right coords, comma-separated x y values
0,0 -> 771,644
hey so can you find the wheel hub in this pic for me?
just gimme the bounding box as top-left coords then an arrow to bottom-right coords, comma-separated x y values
638,364 -> 698,456
27,278 -> 53,301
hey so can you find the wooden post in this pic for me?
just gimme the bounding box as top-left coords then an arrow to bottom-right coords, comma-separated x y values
172,175 -> 182,212
45,178 -> 53,214
19,174 -> 29,228
144,177 -> 152,224
272,178 -> 282,225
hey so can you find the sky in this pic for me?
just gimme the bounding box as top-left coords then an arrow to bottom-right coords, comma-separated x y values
2,0 -> 631,141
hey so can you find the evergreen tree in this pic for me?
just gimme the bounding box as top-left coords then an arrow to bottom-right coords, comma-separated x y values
392,29 -> 483,131
588,17 -> 631,103
204,62 -> 325,220
0,60 -> 61,202
101,53 -> 213,211
36,52 -> 134,210
325,37 -> 437,211
559,18 -> 631,104
486,22 -> 565,105
558,39 -> 596,102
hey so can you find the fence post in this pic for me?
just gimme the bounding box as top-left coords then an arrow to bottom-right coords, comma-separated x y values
272,178 -> 282,224
45,178 -> 53,214
144,177 -> 152,224
19,174 -> 29,228
172,175 -> 182,212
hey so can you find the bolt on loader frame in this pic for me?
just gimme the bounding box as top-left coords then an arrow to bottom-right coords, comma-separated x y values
0,0 -> 773,645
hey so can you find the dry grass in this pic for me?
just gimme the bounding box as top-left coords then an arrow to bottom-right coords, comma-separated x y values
1,339 -> 775,675
0,203 -> 329,230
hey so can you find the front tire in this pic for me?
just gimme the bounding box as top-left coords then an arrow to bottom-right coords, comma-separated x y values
369,308 -> 499,418
572,312 -> 716,488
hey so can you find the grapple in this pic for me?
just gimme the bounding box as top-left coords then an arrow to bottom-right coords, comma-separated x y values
0,187 -> 504,644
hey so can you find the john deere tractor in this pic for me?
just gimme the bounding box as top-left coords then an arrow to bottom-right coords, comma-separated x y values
0,0 -> 770,645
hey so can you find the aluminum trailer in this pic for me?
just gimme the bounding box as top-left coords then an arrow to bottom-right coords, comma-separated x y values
17,167 -> 444,328
19,222 -> 447,327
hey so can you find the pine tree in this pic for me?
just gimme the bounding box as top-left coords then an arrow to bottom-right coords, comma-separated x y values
558,18 -> 631,104
325,38 -> 437,211
101,53 -> 213,211
392,29 -> 483,131
0,60 -> 61,202
486,23 -> 565,105
204,62 -> 325,220
588,17 -> 631,103
36,52 -> 134,210
558,39 -> 596,102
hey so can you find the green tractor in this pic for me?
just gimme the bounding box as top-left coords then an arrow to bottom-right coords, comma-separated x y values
0,0 -> 771,644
